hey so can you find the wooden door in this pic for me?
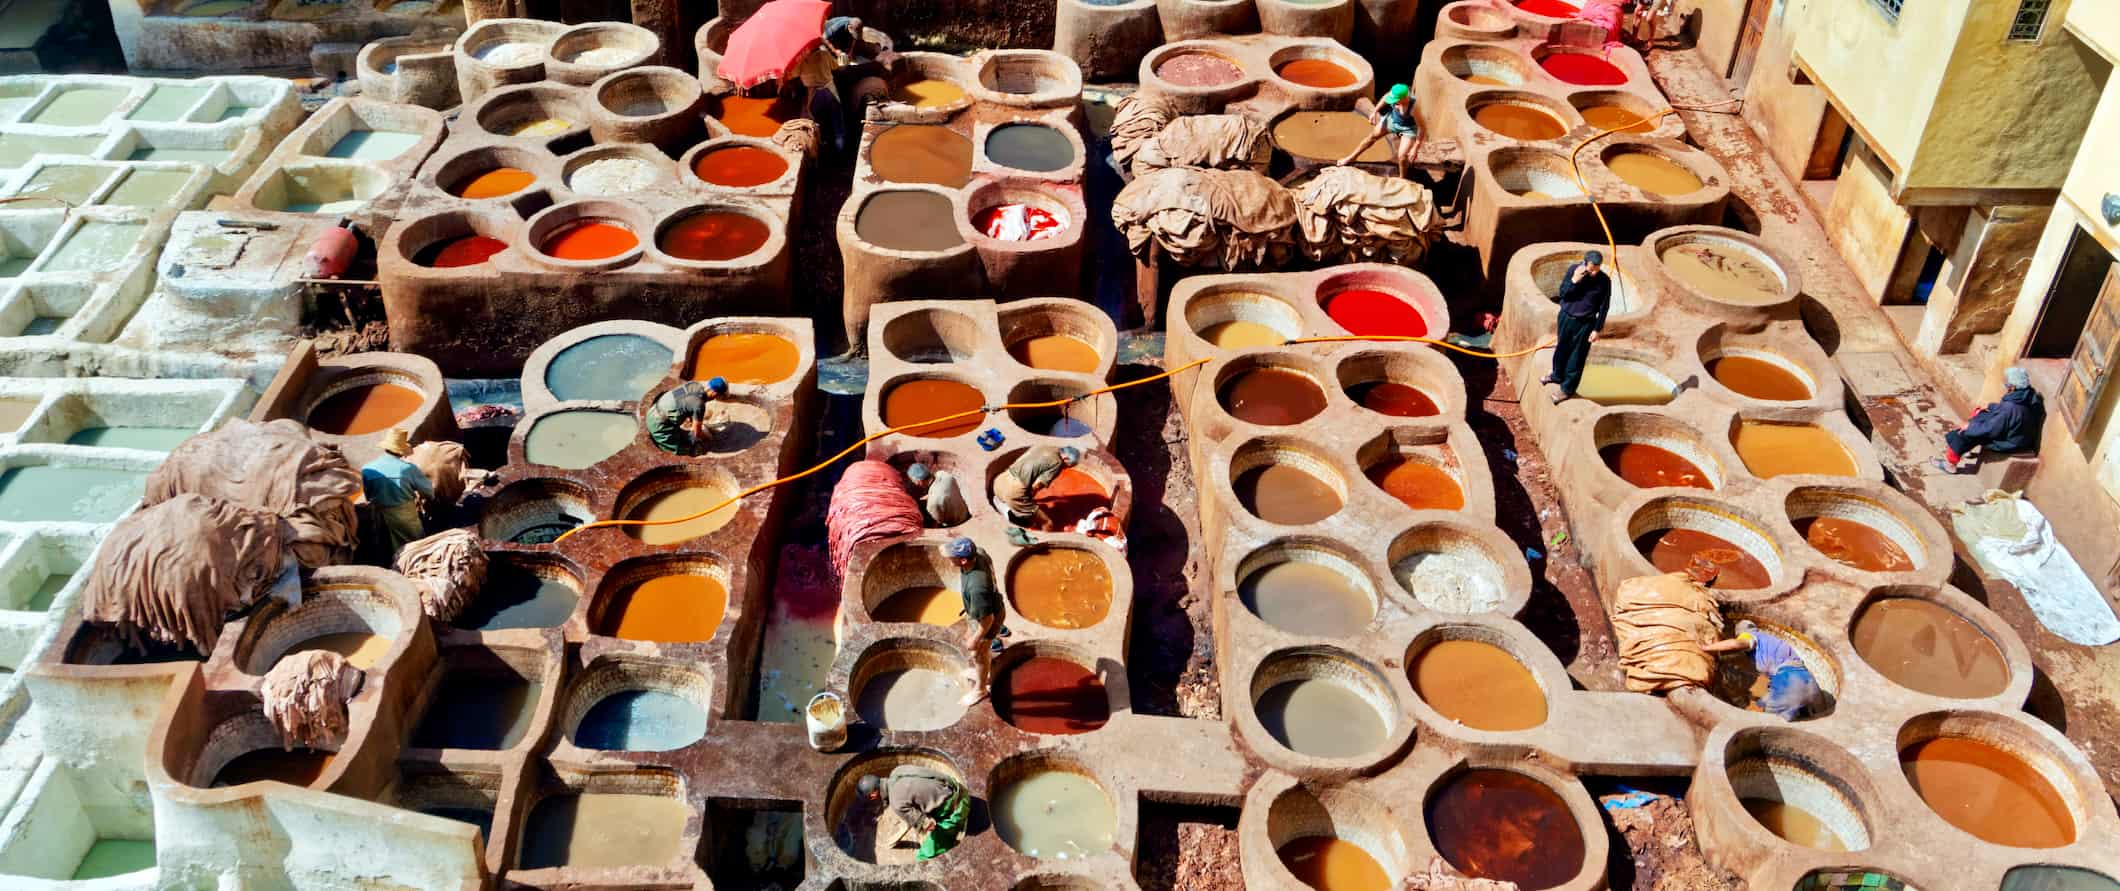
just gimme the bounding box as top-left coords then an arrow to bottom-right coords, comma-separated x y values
2058,264 -> 2120,438
1731,0 -> 1773,82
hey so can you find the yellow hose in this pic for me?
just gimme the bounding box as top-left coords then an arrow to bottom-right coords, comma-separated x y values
1564,98 -> 1745,292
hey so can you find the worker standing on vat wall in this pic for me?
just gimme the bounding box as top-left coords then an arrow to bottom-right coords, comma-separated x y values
1337,84 -> 1421,179
1611,556 -> 1819,720
362,428 -> 434,558
646,378 -> 728,456
855,764 -> 969,861
904,462 -> 970,527
1932,366 -> 2045,475
990,445 -> 1080,528
947,536 -> 1004,707
1544,250 -> 1612,404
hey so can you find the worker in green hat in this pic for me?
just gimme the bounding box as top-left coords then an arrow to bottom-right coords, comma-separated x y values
1338,83 -> 1421,178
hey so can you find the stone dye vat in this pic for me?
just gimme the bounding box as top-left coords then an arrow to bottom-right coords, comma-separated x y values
370,66 -> 801,376
227,97 -> 445,221
105,0 -> 467,73
838,50 -> 1090,349
250,348 -> 456,467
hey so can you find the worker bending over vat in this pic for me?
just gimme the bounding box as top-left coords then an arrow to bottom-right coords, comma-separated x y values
990,445 -> 1081,528
946,536 -> 1005,707
1337,84 -> 1421,179
362,428 -> 435,557
855,763 -> 969,861
904,462 -> 970,527
1611,555 -> 1819,720
647,377 -> 729,456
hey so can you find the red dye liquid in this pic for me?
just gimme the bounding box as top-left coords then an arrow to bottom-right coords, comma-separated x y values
1599,443 -> 1712,489
541,220 -> 638,260
659,211 -> 770,262
996,656 -> 1109,735
1515,0 -> 1580,16
1034,466 -> 1110,532
1540,52 -> 1628,86
1348,381 -> 1440,417
1323,289 -> 1428,338
1633,528 -> 1771,589
417,234 -> 507,268
690,145 -> 788,187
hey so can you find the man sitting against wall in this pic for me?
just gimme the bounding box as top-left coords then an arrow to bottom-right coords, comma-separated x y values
1933,366 -> 2045,475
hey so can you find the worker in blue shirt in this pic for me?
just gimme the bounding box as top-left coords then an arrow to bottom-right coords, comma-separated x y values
362,428 -> 434,557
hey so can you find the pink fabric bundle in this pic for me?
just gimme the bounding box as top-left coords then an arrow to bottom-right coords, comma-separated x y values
1578,0 -> 1626,47
826,460 -> 922,578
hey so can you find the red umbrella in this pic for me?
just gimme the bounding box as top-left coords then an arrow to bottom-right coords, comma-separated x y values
718,0 -> 834,89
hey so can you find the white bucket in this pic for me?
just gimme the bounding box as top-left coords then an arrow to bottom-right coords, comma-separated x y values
805,691 -> 848,752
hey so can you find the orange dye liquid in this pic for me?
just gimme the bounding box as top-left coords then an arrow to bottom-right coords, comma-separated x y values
541,220 -> 638,260
691,145 -> 788,187
659,211 -> 769,262
692,332 -> 798,384
600,573 -> 728,643
454,166 -> 535,199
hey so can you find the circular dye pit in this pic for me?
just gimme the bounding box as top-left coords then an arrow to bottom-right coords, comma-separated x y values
1255,676 -> 1389,758
1220,367 -> 1327,425
1796,516 -> 1913,572
1235,462 -> 1342,525
890,77 -> 966,108
1576,363 -> 1675,405
1426,770 -> 1585,889
498,504 -> 583,545
544,333 -> 671,402
992,770 -> 1116,860
1279,836 -> 1392,891
454,561 -> 578,630
972,203 -> 1069,241
1007,333 -> 1099,373
872,585 -> 961,625
415,234 -> 508,268
1581,104 -> 1655,133
1412,640 -> 1546,731
1009,547 -> 1111,629
1602,443 -> 1713,489
659,210 -> 770,262
1709,354 -> 1811,400
1662,242 -> 1782,305
1346,381 -> 1440,417
1322,288 -> 1428,338
1634,527 -> 1771,589
1739,797 -> 1852,851
1030,466 -> 1110,530
516,793 -> 688,870
1473,103 -> 1567,141
1155,51 -> 1244,87
711,95 -> 791,137
985,123 -> 1074,172
856,191 -> 964,252
1900,736 -> 2073,847
882,378 -> 984,438
1273,111 -> 1391,163
524,409 -> 635,469
693,331 -> 799,384
1732,420 -> 1857,479
1607,151 -> 1703,196
1539,51 -> 1626,85
598,572 -> 727,642
452,166 -> 535,200
1393,549 -> 1504,614
1367,457 -> 1465,511
623,482 -> 740,544
573,689 -> 706,750
1275,58 -> 1357,89
1851,598 -> 2006,698
1240,557 -> 1373,637
691,145 -> 788,187
539,218 -> 638,261
1199,318 -> 1289,349
213,747 -> 335,788
996,656 -> 1110,734
307,382 -> 421,435
856,666 -> 968,730
870,124 -> 973,188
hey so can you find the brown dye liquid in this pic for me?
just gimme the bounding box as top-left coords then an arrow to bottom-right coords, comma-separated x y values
1661,242 -> 1782,305
624,483 -> 738,544
692,332 -> 798,384
996,656 -> 1109,734
1347,381 -> 1439,417
1732,420 -> 1857,479
1580,105 -> 1654,133
307,383 -> 421,435
883,378 -> 984,438
873,585 -> 961,625
1235,464 -> 1341,524
1797,516 -> 1912,572
868,124 -> 973,187
1708,355 -> 1809,400
1600,443 -> 1712,489
690,145 -> 787,187
1366,457 -> 1464,510
1272,111 -> 1393,162
1277,836 -> 1391,891
1219,367 -> 1326,425
712,95 -> 791,137
1007,334 -> 1099,373
1634,527 -> 1770,588
293,632 -> 389,669
600,573 -> 727,643
855,190 -> 963,252
1412,640 -> 1546,731
1426,769 -> 1585,889
1464,74 -> 1512,86
1850,597 -> 2006,698
1473,103 -> 1566,140
1901,737 -> 2074,848
213,748 -> 334,787
1034,467 -> 1110,531
660,211 -> 769,262
517,793 -> 689,869
1741,798 -> 1847,851
1606,151 -> 1702,196
1009,548 -> 1111,629
1275,58 -> 1357,89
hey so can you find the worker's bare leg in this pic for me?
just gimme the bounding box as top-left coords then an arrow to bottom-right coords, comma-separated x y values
962,613 -> 999,706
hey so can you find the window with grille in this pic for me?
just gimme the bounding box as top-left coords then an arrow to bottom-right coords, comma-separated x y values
2009,0 -> 2051,40
1869,0 -> 1903,22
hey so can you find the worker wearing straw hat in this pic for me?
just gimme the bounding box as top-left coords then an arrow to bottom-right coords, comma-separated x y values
361,428 -> 434,557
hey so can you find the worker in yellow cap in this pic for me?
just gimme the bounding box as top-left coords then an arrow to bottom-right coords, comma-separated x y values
1338,83 -> 1420,178
361,428 -> 434,557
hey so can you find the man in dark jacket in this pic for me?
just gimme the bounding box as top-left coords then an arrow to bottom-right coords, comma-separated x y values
1544,250 -> 1613,403
1934,366 -> 2045,474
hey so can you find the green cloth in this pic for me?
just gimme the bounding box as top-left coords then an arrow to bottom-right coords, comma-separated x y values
377,500 -> 423,555
916,791 -> 969,861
